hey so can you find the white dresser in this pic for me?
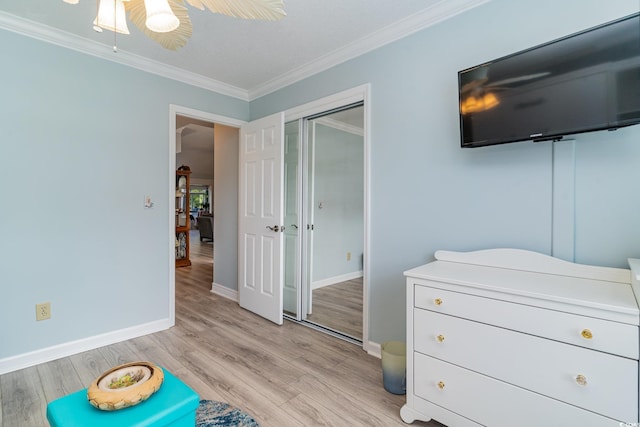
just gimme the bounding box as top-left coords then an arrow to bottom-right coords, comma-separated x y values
400,249 -> 640,427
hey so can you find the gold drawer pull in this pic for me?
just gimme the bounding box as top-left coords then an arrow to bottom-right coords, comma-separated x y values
575,374 -> 588,386
437,381 -> 445,390
434,298 -> 443,306
581,329 -> 593,340
437,334 -> 445,343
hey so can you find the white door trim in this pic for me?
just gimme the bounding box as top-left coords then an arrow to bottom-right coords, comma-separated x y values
285,84 -> 370,122
168,104 -> 246,326
284,84 -> 372,353
168,85 -> 372,351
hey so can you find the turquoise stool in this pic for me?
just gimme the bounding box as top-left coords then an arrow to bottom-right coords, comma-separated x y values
47,368 -> 199,427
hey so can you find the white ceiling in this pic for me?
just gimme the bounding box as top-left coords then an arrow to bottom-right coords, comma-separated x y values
176,122 -> 214,179
0,0 -> 488,100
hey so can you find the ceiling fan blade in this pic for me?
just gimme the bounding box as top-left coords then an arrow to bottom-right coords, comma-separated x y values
125,0 -> 192,50
462,72 -> 552,93
186,0 -> 286,21
460,78 -> 488,93
486,72 -> 552,88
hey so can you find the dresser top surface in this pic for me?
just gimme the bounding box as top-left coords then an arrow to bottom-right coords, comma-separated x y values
405,249 -> 639,323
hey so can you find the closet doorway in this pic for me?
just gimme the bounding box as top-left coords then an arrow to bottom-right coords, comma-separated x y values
283,103 -> 365,343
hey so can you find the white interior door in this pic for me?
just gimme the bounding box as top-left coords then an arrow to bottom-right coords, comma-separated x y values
239,113 -> 285,325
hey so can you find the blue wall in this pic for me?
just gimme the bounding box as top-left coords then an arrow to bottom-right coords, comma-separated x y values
0,29 -> 248,361
1,0 -> 639,363
251,0 -> 640,343
312,124 -> 364,283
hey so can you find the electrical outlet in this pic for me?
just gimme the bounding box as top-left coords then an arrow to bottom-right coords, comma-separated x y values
347,252 -> 351,261
36,302 -> 51,321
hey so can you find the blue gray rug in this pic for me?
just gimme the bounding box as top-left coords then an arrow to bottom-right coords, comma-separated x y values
196,400 -> 260,427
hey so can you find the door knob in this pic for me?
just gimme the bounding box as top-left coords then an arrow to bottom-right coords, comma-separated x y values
266,225 -> 280,232
291,224 -> 298,229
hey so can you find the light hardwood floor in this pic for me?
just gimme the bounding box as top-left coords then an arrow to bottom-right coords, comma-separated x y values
307,278 -> 363,340
0,235 -> 437,427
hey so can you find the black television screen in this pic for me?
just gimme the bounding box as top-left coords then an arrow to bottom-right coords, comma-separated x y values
458,13 -> 640,148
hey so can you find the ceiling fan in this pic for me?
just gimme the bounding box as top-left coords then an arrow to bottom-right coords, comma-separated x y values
62,0 -> 286,50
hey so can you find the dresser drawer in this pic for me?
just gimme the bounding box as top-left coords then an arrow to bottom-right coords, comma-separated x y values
414,308 -> 638,421
414,353 -> 623,427
413,280 -> 639,359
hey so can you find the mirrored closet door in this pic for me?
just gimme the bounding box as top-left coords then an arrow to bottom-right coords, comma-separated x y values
283,103 -> 365,342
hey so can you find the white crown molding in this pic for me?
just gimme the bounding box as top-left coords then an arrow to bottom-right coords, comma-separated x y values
1,0 -> 489,103
0,10 -> 250,101
315,117 -> 364,136
248,0 -> 491,100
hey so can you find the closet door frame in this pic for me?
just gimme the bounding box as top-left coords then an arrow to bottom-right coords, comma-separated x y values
284,84 -> 372,352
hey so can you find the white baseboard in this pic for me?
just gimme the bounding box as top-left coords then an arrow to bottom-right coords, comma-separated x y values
0,318 -> 173,375
365,340 -> 382,359
312,271 -> 363,290
211,282 -> 238,301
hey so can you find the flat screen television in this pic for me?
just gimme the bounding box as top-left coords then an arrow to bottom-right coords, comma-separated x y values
458,13 -> 640,148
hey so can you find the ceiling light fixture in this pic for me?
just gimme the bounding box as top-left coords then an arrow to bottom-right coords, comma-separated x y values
460,92 -> 500,115
93,0 -> 130,34
62,0 -> 286,50
143,0 -> 179,33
